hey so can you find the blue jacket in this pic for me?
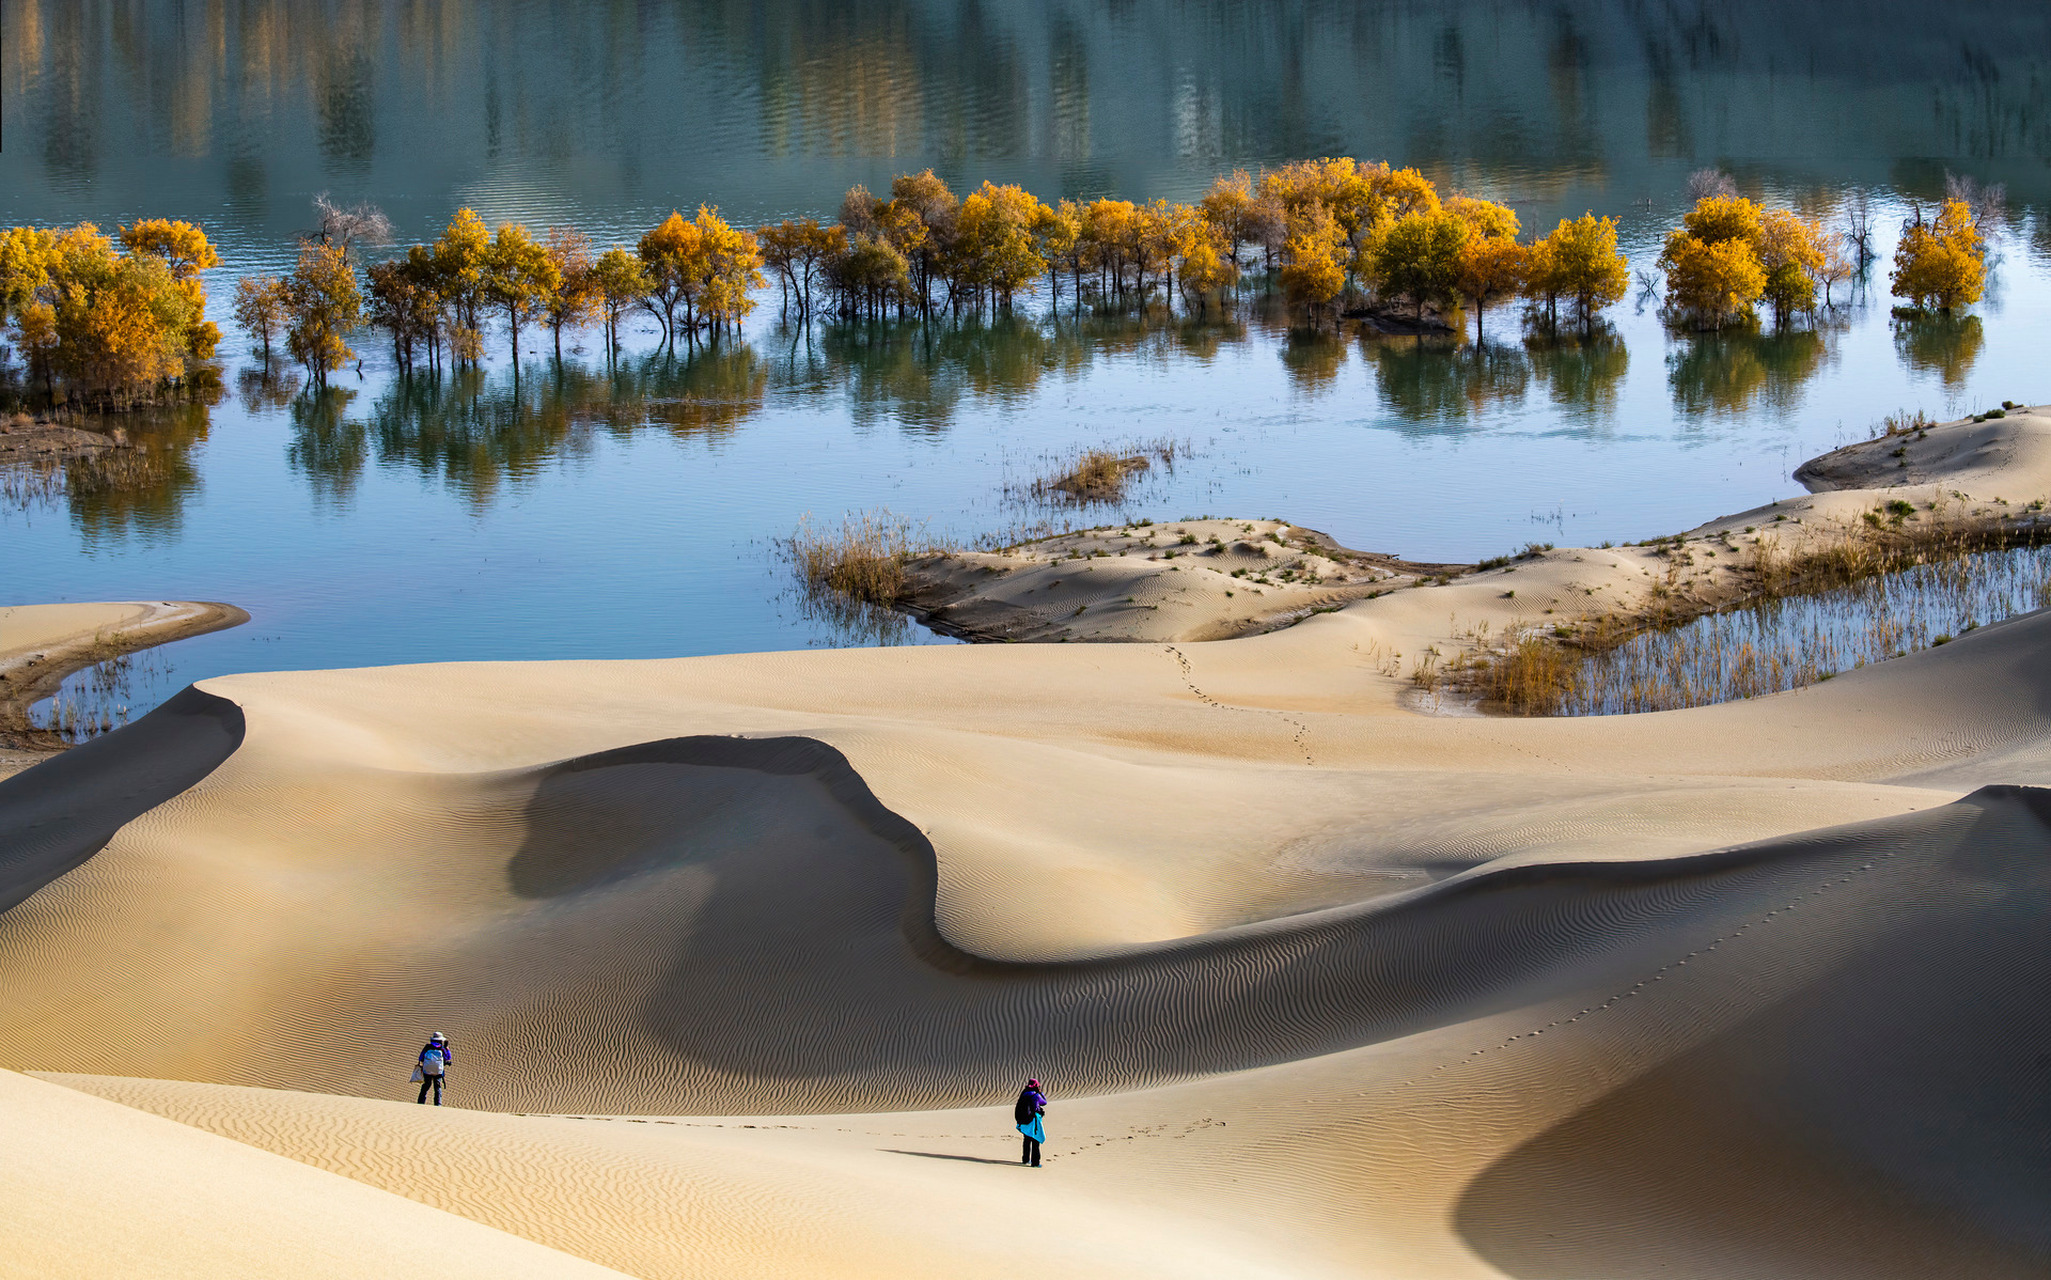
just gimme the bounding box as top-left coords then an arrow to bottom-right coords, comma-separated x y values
419,1041 -> 453,1071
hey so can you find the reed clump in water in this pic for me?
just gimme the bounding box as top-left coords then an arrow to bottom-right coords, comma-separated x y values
1563,540 -> 2051,715
1462,506 -> 2051,716
1030,438 -> 1183,504
785,510 -> 928,607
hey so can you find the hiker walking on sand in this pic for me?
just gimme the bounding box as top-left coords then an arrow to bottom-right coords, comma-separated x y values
414,1032 -> 452,1105
1015,1079 -> 1047,1167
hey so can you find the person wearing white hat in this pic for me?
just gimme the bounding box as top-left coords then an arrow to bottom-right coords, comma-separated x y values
414,1032 -> 453,1105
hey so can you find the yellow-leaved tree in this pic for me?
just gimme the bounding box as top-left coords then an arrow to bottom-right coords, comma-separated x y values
1891,199 -> 1985,313
1658,194 -> 1824,330
1367,209 -> 1469,326
1540,214 -> 1630,333
283,240 -> 363,391
1659,195 -> 1766,330
1279,204 -> 1348,324
482,221 -> 562,373
1446,196 -> 1526,341
637,210 -> 702,350
1,219 -> 221,405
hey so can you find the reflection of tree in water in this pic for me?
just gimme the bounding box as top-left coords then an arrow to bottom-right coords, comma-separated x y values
1281,326 -> 1350,396
1667,328 -> 1830,416
237,366 -> 302,413
812,322 -> 966,432
1892,313 -> 1983,389
286,388 -> 366,506
796,310 -> 1251,430
287,348 -> 767,507
1364,338 -> 1532,421
65,400 -> 212,545
1527,333 -> 1629,414
1168,312 -> 1248,363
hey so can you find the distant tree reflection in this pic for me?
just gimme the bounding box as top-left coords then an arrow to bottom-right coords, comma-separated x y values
1527,332 -> 1628,415
1281,326 -> 1350,397
1365,337 -> 1530,421
1666,328 -> 1830,416
1892,312 -> 1983,390
285,387 -> 366,506
64,399 -> 212,544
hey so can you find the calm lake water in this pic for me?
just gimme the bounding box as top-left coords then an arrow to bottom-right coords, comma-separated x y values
5,0 -> 2051,731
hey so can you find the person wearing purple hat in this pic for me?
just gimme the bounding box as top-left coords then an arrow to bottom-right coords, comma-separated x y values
1014,1078 -> 1047,1167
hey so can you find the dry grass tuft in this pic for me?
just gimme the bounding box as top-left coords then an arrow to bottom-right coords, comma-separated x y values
1472,629 -> 1583,714
785,510 -> 926,606
1045,450 -> 1149,500
1877,407 -> 1934,437
1029,437 -> 1185,504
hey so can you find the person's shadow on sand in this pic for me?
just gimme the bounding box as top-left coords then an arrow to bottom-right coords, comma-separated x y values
882,1148 -> 1030,1167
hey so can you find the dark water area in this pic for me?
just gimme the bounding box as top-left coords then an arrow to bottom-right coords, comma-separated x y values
5,0 -> 2051,728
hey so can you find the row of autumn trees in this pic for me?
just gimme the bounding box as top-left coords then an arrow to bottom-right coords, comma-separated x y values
1654,171 -> 1990,331
235,203 -> 769,388
0,220 -> 222,404
0,165 -> 1997,405
240,158 -> 1637,391
758,159 -> 1630,336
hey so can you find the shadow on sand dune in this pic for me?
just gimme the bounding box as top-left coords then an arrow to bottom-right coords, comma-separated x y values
0,686 -> 243,915
1453,786 -> 2051,1280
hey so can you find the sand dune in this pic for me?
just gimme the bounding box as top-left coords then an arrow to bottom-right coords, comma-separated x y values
4,416 -> 2050,1275
32,781 -> 2051,1277
0,1067 -> 629,1279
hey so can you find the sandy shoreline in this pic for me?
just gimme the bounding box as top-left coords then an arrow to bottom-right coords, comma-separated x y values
899,406 -> 2051,653
2,412 -> 2048,1277
0,600 -> 249,773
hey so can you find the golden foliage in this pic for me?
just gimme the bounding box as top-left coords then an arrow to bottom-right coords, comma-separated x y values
1533,214 -> 1630,330
2,218 -> 218,404
283,240 -> 362,388
1660,195 -> 1828,330
1891,199 -> 1985,312
1661,234 -> 1768,330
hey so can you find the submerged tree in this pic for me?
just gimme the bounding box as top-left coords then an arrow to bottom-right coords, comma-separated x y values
1535,214 -> 1630,333
482,221 -> 562,375
283,240 -> 363,391
1368,209 -> 1467,325
1891,199 -> 1985,313
1,219 -> 222,405
1278,204 -> 1347,324
234,274 -> 290,363
432,209 -> 492,366
589,247 -> 650,355
758,217 -> 846,320
1660,196 -> 1762,329
540,228 -> 599,361
634,206 -> 766,345
1447,197 -> 1527,341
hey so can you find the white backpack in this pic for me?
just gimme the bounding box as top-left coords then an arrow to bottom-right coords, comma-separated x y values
421,1048 -> 445,1076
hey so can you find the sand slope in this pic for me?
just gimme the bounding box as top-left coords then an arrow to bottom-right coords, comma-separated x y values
34,782 -> 2051,1278
0,1068 -> 629,1279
